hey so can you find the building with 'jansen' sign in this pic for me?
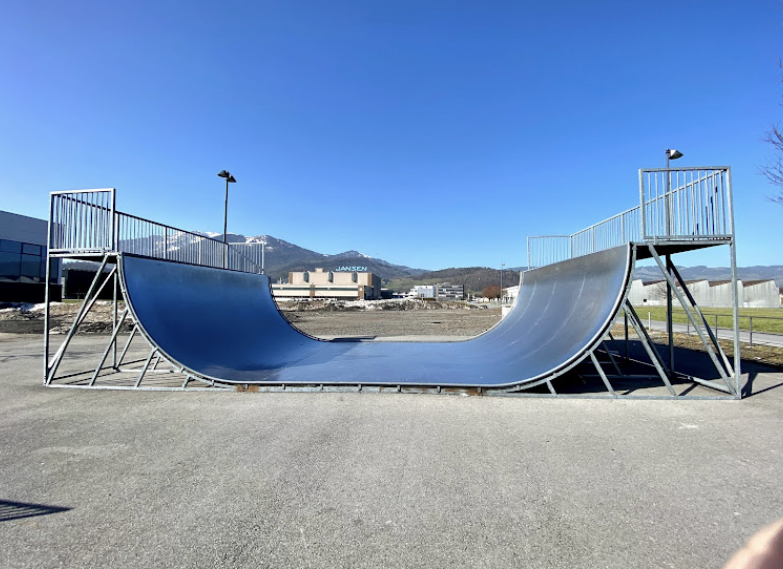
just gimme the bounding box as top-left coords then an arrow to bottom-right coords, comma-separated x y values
272,268 -> 381,300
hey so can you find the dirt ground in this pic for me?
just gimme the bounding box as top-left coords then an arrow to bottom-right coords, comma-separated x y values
0,301 -> 502,338
0,301 -> 132,334
609,323 -> 783,368
4,301 -> 781,367
284,307 -> 502,337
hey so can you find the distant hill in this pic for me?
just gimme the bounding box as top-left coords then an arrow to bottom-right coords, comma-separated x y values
385,267 -> 522,295
62,229 -> 783,293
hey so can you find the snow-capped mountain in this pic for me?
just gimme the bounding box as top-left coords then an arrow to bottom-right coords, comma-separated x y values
199,233 -> 422,282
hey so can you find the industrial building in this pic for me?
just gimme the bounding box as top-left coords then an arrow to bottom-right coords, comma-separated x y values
628,278 -> 779,308
407,283 -> 465,300
272,268 -> 381,300
0,210 -> 61,302
437,283 -> 465,300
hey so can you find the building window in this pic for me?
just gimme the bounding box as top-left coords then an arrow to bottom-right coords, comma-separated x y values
352,272 -> 358,283
328,272 -> 334,283
0,251 -> 20,280
303,271 -> 309,283
21,254 -> 40,278
0,239 -> 51,283
22,243 -> 42,256
0,239 -> 22,254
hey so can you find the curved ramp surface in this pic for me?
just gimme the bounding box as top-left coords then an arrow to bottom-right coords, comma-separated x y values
119,245 -> 632,388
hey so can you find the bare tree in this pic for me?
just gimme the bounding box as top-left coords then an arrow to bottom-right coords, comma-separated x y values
647,281 -> 669,302
761,61 -> 783,206
761,124 -> 783,206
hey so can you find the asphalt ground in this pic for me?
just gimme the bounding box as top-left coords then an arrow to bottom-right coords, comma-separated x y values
2,333 -> 783,569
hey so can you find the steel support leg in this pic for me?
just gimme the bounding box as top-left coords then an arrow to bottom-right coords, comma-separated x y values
626,302 -> 677,396
590,352 -> 617,397
648,245 -> 735,395
117,324 -> 138,370
46,256 -> 114,385
89,309 -> 129,386
134,348 -> 157,388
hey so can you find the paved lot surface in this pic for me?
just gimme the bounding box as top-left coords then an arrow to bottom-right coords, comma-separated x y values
2,333 -> 783,569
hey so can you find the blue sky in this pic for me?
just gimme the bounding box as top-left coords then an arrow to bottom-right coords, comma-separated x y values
0,0 -> 780,270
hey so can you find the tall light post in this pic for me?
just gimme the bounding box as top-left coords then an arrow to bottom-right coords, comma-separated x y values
217,170 -> 236,268
664,149 -> 683,236
500,262 -> 504,305
663,149 -> 682,379
665,148 -> 683,169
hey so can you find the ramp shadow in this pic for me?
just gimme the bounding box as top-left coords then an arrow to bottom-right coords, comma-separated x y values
0,499 -> 71,522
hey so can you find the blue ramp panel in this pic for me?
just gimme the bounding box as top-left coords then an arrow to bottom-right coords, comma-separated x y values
119,245 -> 632,389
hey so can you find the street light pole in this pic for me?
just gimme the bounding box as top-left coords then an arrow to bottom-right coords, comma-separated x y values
217,170 -> 237,268
500,262 -> 504,305
664,149 -> 682,237
663,149 -> 682,380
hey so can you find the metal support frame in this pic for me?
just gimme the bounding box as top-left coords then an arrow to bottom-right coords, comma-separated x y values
41,251 -> 741,398
42,170 -> 743,398
42,249 -> 212,390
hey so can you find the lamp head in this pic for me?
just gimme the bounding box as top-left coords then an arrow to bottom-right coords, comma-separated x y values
666,149 -> 683,160
217,170 -> 230,178
228,175 -> 236,183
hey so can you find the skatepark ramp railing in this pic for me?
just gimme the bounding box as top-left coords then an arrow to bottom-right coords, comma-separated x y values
48,189 -> 263,274
527,167 -> 733,269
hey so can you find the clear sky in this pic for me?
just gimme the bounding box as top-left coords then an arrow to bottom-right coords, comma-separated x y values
0,0 -> 780,270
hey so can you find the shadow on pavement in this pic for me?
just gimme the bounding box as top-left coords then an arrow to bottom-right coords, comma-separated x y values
0,500 -> 71,522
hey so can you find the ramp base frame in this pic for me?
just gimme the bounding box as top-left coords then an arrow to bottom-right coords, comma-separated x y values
43,246 -> 742,399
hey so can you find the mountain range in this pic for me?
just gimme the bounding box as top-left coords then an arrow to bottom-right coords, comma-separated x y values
634,265 -> 783,288
212,233 -> 427,283
215,233 -> 783,292
63,230 -> 783,293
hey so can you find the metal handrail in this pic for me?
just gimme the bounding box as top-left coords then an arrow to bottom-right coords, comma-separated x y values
49,189 -> 264,274
527,167 -> 733,269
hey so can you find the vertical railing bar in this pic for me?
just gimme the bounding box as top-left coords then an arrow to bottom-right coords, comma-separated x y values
80,194 -> 86,249
111,189 -> 117,251
88,192 -> 93,248
65,196 -> 71,249
43,193 -> 54,385
688,171 -> 699,236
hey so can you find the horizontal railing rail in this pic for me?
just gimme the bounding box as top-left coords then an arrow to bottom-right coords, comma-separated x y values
49,189 -> 263,274
527,167 -> 733,269
640,309 -> 782,348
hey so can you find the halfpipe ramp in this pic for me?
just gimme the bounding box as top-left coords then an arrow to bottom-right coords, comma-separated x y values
118,245 -> 633,389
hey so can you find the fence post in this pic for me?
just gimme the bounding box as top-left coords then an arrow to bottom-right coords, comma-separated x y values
749,316 -> 753,348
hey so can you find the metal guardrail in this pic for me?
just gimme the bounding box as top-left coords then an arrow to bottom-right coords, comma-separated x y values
640,167 -> 733,240
527,167 -> 732,269
49,189 -> 264,274
644,311 -> 783,348
49,189 -> 116,253
525,235 -> 570,270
